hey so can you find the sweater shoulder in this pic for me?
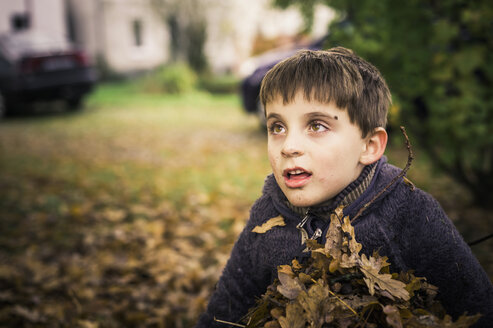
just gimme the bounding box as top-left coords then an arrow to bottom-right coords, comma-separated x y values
358,160 -> 447,229
378,161 -> 442,209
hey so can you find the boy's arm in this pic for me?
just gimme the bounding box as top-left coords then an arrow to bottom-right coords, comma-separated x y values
403,191 -> 493,327
195,204 -> 273,327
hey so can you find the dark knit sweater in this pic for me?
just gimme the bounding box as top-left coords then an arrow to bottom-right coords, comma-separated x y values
195,158 -> 493,327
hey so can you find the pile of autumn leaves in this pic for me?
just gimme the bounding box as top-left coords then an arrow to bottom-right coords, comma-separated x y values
235,207 -> 480,328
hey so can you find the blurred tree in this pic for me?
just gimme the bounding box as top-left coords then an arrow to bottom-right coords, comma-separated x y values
275,0 -> 493,208
151,0 -> 209,73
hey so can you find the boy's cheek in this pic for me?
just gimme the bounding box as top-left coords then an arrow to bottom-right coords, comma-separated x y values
267,146 -> 277,166
268,156 -> 278,173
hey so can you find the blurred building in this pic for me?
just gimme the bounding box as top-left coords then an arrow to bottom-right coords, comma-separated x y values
0,0 -> 334,76
204,0 -> 334,75
0,0 -> 66,39
65,0 -> 169,74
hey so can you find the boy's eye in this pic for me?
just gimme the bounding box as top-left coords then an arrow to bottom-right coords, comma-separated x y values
309,122 -> 328,132
268,123 -> 286,134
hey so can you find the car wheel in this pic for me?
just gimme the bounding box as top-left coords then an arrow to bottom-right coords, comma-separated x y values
0,92 -> 8,118
67,97 -> 83,111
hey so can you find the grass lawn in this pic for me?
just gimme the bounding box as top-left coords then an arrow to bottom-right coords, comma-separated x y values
0,82 -> 491,327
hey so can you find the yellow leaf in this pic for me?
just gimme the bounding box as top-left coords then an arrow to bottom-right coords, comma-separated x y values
291,259 -> 302,270
329,258 -> 340,273
252,215 -> 285,233
278,265 -> 294,277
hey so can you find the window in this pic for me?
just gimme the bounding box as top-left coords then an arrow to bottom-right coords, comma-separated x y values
132,19 -> 143,47
11,13 -> 30,31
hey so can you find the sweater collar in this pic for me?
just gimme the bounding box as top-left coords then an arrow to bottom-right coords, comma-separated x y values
285,162 -> 377,220
264,157 -> 389,222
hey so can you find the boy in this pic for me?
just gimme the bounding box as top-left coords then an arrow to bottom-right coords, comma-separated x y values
195,48 -> 493,327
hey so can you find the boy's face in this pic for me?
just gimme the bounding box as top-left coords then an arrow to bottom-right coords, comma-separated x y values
266,92 -> 368,207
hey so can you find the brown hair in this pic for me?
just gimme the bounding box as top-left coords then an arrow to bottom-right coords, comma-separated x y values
259,47 -> 391,137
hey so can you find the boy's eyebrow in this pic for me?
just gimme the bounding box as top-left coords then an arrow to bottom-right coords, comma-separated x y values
305,111 -> 339,121
266,112 -> 339,122
266,112 -> 283,121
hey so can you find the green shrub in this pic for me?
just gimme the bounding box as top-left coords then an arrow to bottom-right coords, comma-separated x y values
142,63 -> 197,94
199,74 -> 241,94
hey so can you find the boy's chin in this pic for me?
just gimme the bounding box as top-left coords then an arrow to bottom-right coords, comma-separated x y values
285,191 -> 336,208
286,196 -> 319,208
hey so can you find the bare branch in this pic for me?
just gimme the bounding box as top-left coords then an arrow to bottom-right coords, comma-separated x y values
351,126 -> 414,223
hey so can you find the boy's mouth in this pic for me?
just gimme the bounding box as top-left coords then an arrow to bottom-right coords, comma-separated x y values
283,167 -> 312,188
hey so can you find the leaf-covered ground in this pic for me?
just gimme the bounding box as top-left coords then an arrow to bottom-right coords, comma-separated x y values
0,84 -> 491,327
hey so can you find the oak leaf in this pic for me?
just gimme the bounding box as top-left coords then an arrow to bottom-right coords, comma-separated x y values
324,211 -> 343,261
270,308 -> 283,320
278,265 -> 295,277
360,254 -> 410,301
252,216 -> 285,233
297,281 -> 329,327
278,303 -> 305,328
277,271 -> 304,300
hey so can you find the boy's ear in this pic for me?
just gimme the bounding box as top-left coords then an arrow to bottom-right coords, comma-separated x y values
360,127 -> 388,165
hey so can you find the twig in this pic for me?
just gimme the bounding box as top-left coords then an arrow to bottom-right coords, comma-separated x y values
468,233 -> 493,246
327,289 -> 360,317
351,126 -> 414,223
359,305 -> 375,328
318,276 -> 360,319
214,317 -> 246,327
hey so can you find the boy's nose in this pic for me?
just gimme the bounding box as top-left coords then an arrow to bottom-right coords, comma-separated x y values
282,147 -> 304,157
281,137 -> 304,157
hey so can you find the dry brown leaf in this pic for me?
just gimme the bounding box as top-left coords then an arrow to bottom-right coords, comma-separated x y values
278,303 -> 305,328
265,320 -> 281,328
360,255 -> 410,301
297,281 -> 329,327
340,252 -> 360,269
270,308 -> 283,320
252,216 -> 285,234
383,305 -> 403,328
291,259 -> 302,270
324,212 -> 343,261
328,258 -> 340,273
278,265 -> 295,277
277,272 -> 304,300
341,216 -> 362,255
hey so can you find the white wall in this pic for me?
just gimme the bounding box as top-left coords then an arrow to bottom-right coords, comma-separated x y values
102,0 -> 169,72
67,0 -> 169,74
0,0 -> 67,39
0,0 -> 24,33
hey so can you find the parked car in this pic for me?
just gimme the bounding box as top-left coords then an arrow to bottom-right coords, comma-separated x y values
240,35 -> 327,124
0,31 -> 97,117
